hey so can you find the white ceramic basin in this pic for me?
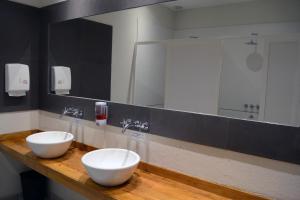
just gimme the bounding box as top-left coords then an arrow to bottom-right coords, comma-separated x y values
81,148 -> 140,186
26,131 -> 73,158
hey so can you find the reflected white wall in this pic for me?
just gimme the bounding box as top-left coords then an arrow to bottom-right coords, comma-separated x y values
134,43 -> 166,107
86,5 -> 174,104
164,40 -> 222,114
265,41 -> 300,126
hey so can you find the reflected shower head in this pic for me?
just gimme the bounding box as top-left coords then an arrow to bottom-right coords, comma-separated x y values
245,33 -> 263,72
245,33 -> 259,46
245,39 -> 257,46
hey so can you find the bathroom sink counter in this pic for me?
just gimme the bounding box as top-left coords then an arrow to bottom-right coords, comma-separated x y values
0,130 -> 268,200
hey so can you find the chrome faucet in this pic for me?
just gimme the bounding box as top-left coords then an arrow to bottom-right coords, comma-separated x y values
61,106 -> 84,119
120,119 -> 149,133
60,106 -> 84,141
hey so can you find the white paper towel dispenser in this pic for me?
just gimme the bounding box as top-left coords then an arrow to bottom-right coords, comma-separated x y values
51,66 -> 71,95
5,63 -> 30,97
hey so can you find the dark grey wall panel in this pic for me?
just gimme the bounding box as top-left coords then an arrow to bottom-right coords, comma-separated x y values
39,0 -> 300,165
0,1 -> 40,112
149,109 -> 230,149
227,120 -> 300,164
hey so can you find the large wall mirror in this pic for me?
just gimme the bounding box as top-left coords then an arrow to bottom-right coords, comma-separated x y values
48,0 -> 300,127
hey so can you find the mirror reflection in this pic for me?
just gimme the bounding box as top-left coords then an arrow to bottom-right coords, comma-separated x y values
49,0 -> 300,127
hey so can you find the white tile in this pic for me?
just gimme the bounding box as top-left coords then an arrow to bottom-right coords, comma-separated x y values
0,110 -> 39,134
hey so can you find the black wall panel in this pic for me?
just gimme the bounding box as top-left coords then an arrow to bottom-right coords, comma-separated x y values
0,1 -> 40,112
49,19 -> 112,100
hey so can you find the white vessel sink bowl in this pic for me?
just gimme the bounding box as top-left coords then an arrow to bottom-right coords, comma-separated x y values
82,148 -> 140,186
26,131 -> 73,158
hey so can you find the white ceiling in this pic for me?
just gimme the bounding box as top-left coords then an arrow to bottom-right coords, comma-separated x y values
163,0 -> 255,10
9,0 -> 66,8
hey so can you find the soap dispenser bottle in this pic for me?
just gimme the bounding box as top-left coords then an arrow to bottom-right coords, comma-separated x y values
95,102 -> 108,126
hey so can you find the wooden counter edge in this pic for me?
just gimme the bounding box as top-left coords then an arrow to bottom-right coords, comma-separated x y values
0,130 -> 269,200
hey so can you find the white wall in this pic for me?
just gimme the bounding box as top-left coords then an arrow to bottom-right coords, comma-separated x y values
0,111 -> 39,134
0,110 -> 39,199
164,40 -> 222,114
38,110 -> 300,200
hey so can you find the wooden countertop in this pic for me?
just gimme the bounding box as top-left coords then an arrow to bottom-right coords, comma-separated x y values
0,130 -> 268,200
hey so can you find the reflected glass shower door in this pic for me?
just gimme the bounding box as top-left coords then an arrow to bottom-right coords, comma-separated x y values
218,37 -> 267,121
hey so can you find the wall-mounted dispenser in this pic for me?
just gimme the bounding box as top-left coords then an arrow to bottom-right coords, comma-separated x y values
95,102 -> 108,126
51,66 -> 72,95
5,63 -> 30,97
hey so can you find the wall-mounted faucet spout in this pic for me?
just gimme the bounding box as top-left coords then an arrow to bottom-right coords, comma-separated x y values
120,119 -> 149,134
61,106 -> 84,119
